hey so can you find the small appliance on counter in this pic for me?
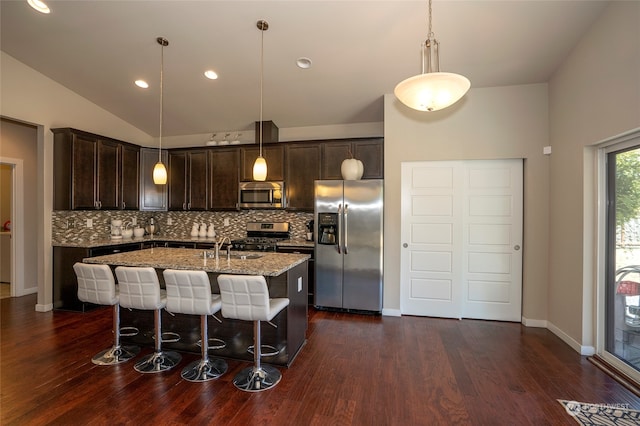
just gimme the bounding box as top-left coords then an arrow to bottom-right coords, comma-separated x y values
110,220 -> 123,239
305,220 -> 314,241
145,217 -> 160,236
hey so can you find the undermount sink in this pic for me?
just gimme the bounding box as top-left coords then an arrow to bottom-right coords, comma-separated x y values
201,251 -> 263,260
229,253 -> 263,260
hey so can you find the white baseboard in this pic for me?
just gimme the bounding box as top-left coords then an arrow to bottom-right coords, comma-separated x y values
521,317 -> 548,328
35,303 -> 53,312
547,321 -> 595,355
382,308 -> 401,317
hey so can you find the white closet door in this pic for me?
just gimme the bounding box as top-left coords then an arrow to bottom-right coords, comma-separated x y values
401,160 -> 523,321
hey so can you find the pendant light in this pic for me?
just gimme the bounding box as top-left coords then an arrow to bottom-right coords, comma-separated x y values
253,20 -> 268,182
394,0 -> 470,112
152,36 -> 169,185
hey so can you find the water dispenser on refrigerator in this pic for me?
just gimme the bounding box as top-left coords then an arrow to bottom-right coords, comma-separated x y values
317,213 -> 337,245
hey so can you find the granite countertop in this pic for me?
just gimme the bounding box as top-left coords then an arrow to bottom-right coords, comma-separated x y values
53,236 -> 315,249
83,247 -> 310,277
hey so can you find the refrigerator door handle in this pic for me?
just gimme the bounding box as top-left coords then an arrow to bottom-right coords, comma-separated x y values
343,203 -> 348,255
337,204 -> 342,254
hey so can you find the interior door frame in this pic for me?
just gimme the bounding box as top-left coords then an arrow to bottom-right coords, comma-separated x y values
0,156 -> 24,297
595,128 -> 640,380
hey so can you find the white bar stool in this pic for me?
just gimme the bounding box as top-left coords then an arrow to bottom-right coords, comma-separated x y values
73,263 -> 140,365
217,274 -> 289,392
115,266 -> 182,373
163,269 -> 228,382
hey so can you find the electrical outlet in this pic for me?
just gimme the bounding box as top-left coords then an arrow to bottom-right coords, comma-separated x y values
224,218 -> 230,226
167,217 -> 173,225
297,277 -> 303,292
86,219 -> 93,228
132,218 -> 137,225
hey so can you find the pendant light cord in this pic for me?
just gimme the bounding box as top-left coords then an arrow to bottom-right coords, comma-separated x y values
159,40 -> 164,163
259,22 -> 264,158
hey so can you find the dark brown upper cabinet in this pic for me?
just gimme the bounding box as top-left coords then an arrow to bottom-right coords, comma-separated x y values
139,148 -> 168,211
285,143 -> 321,211
168,149 -> 208,211
321,138 -> 383,180
52,128 -> 139,210
209,148 -> 240,210
240,145 -> 285,182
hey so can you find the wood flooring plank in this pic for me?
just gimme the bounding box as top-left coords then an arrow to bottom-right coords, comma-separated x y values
3,295 -> 640,425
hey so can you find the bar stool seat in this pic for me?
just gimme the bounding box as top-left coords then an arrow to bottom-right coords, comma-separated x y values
115,266 -> 181,373
73,263 -> 140,365
164,269 -> 228,382
217,274 -> 289,392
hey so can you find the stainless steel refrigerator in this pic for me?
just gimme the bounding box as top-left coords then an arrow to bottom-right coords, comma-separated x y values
314,179 -> 383,312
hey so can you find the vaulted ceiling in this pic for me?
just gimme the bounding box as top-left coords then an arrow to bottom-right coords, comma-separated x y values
0,1 -> 609,141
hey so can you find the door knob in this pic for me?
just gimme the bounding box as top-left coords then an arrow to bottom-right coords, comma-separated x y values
403,243 -> 408,248
514,245 -> 521,250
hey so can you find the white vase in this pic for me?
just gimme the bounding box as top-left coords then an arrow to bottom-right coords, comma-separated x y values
190,223 -> 199,237
207,223 -> 216,238
341,158 -> 363,180
198,223 -> 207,238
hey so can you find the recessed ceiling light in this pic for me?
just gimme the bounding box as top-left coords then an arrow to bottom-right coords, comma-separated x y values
27,0 -> 50,14
296,57 -> 312,69
204,70 -> 218,80
135,80 -> 149,89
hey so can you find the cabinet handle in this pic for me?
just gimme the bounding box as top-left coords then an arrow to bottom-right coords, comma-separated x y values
187,202 -> 191,210
122,201 -> 126,209
183,202 -> 186,210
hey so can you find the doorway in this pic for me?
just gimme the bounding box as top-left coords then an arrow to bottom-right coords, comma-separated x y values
400,159 -> 523,321
1,117 -> 37,299
602,138 -> 640,379
0,163 -> 12,298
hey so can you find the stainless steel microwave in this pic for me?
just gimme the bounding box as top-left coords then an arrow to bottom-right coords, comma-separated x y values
238,181 -> 286,209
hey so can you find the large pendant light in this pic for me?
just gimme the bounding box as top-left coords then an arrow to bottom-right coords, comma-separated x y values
152,36 -> 169,185
394,0 -> 470,112
252,20 -> 268,182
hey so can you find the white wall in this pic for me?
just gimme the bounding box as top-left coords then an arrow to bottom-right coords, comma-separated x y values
0,51 -> 154,309
384,84 -> 550,321
548,1 -> 640,349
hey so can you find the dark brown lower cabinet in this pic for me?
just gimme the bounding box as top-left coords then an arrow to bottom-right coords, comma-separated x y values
53,243 -> 142,311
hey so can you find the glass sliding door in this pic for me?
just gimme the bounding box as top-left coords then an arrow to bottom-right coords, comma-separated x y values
605,143 -> 640,372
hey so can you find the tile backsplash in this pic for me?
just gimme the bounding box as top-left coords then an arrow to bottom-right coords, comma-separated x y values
52,210 -> 314,244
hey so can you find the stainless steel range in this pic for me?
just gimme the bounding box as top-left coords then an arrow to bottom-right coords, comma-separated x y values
231,222 -> 290,252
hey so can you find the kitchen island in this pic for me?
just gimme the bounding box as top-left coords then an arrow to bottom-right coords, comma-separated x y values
83,247 -> 309,367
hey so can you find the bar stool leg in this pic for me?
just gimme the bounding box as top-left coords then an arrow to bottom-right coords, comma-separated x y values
181,315 -> 228,382
134,308 -> 181,373
92,304 -> 140,365
232,320 -> 282,392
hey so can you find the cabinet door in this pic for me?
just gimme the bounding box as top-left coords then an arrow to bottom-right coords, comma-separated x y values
320,142 -> 351,180
210,148 -> 240,210
72,135 -> 98,209
139,148 -> 167,211
353,139 -> 383,179
187,150 -> 208,210
241,145 -> 284,181
168,151 -> 188,210
97,140 -> 119,210
120,144 -> 140,210
286,143 -> 321,211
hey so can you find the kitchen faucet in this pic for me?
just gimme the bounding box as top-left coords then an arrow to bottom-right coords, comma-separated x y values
215,236 -> 232,261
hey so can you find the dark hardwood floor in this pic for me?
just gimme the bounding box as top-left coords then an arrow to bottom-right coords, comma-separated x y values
2,294 -> 639,425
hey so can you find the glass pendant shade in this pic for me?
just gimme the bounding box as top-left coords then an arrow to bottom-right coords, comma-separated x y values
253,156 -> 267,181
394,72 -> 470,112
153,161 -> 167,185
